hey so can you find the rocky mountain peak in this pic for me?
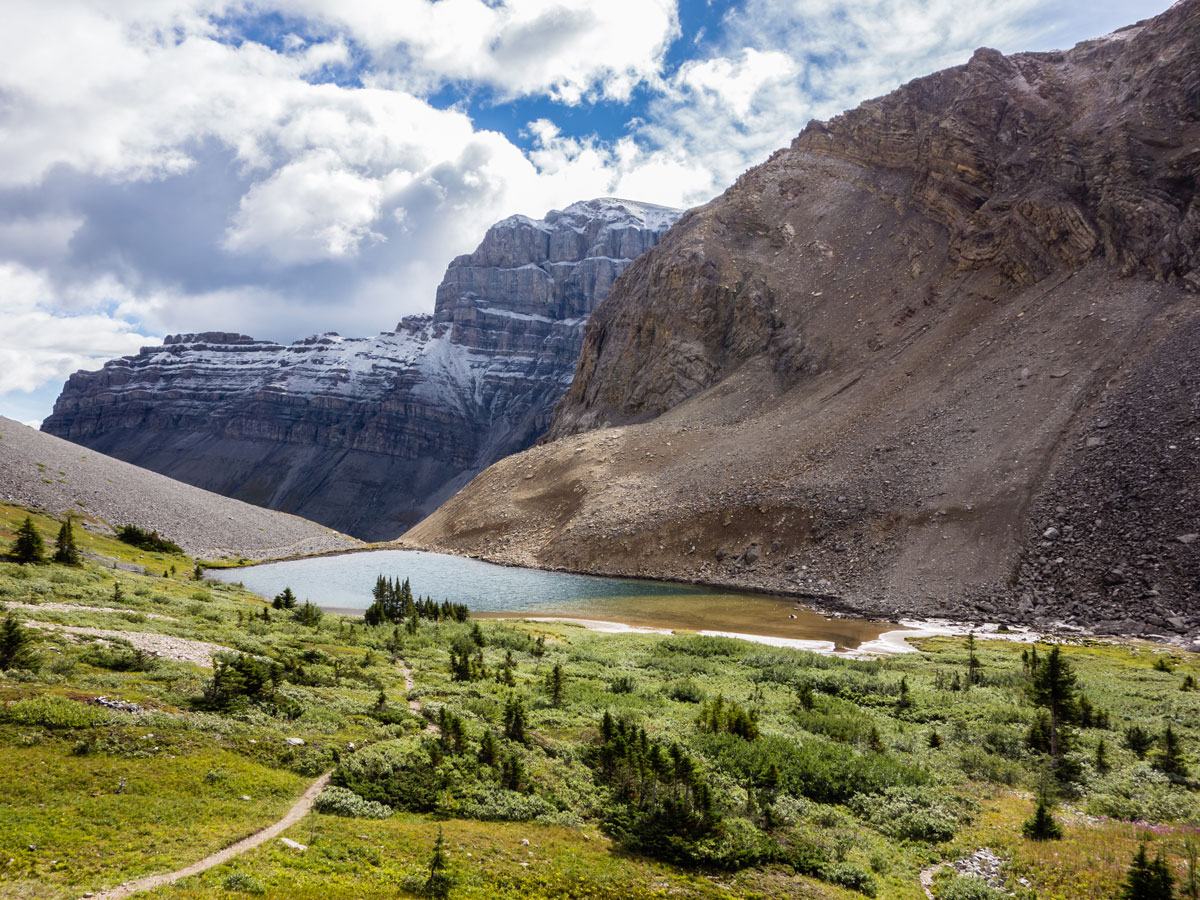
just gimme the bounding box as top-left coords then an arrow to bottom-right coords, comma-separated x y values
43,198 -> 681,540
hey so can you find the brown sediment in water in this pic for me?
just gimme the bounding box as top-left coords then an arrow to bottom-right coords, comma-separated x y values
473,592 -> 897,653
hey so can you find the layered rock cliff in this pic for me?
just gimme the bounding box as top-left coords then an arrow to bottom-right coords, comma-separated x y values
42,199 -> 681,540
404,1 -> 1200,644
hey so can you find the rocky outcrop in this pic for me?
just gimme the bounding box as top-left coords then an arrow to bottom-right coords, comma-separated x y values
403,2 -> 1200,645
42,199 -> 681,540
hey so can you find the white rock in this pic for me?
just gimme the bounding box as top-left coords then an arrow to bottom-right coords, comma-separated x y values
280,838 -> 307,851
285,737 -> 305,746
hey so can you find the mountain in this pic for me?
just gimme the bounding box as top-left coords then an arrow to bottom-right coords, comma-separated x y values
403,1 -> 1200,644
0,416 -> 357,559
42,198 -> 681,541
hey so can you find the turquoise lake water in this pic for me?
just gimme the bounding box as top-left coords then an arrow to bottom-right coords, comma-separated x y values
210,549 -> 894,651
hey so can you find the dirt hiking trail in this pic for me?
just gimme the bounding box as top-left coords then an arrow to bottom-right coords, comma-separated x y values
85,771 -> 332,900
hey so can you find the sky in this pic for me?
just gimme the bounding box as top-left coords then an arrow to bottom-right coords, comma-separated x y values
0,0 -> 1170,426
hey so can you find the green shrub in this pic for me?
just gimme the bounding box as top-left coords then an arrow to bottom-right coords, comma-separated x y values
609,675 -> 636,694
200,653 -> 281,709
83,642 -> 158,672
657,635 -> 749,658
666,679 -> 706,703
702,733 -> 928,805
822,861 -> 877,896
0,695 -> 108,728
851,787 -> 973,842
115,525 -> 183,555
222,871 -> 266,894
935,874 -> 1007,900
457,784 -> 554,821
314,785 -> 393,818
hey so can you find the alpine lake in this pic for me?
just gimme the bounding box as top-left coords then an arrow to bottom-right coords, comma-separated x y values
209,549 -> 907,655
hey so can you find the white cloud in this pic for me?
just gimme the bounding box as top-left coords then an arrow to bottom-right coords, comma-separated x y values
0,0 -> 1169,424
291,0 -> 679,103
224,150 -> 387,262
0,263 -> 156,394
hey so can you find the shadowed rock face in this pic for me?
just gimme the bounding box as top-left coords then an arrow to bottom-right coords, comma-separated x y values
42,199 -> 681,541
404,2 -> 1200,645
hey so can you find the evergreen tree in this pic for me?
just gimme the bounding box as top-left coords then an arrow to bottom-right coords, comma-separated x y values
1021,796 -> 1063,841
548,662 -> 565,707
478,729 -> 499,766
272,587 -> 297,610
52,518 -> 80,565
0,613 -> 38,669
500,752 -> 525,791
293,600 -> 323,627
1126,725 -> 1156,759
503,695 -> 527,744
1154,724 -> 1189,780
1183,836 -> 1199,900
896,676 -> 912,711
424,827 -> 452,899
1121,844 -> 1174,900
1029,645 -> 1078,759
10,515 -> 45,563
1095,737 -> 1111,774
966,632 -> 982,687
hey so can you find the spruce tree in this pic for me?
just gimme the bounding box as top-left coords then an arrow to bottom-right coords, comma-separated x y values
478,729 -> 499,766
548,662 -> 565,707
1121,844 -> 1174,900
272,587 -> 296,610
424,827 -> 452,899
1029,645 -> 1078,760
10,515 -> 45,564
1021,796 -> 1063,841
53,518 -> 80,565
1183,836 -> 1199,900
966,632 -> 982,687
0,613 -> 38,669
1126,725 -> 1155,759
1153,723 -> 1189,780
503,695 -> 527,744
1095,737 -> 1111,774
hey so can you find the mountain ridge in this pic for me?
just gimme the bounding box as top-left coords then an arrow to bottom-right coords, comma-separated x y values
42,198 -> 681,540
403,0 -> 1200,646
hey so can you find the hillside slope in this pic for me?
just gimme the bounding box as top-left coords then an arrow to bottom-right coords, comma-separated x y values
0,416 -> 358,559
404,1 -> 1200,644
42,199 -> 679,540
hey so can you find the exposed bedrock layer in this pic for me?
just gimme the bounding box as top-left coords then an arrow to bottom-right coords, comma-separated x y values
404,1 -> 1200,645
42,199 -> 681,541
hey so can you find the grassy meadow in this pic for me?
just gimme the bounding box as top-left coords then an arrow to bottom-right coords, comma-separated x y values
0,501 -> 1197,900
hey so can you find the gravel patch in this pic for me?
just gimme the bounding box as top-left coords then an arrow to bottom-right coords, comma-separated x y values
0,416 -> 360,560
25,622 -> 232,667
